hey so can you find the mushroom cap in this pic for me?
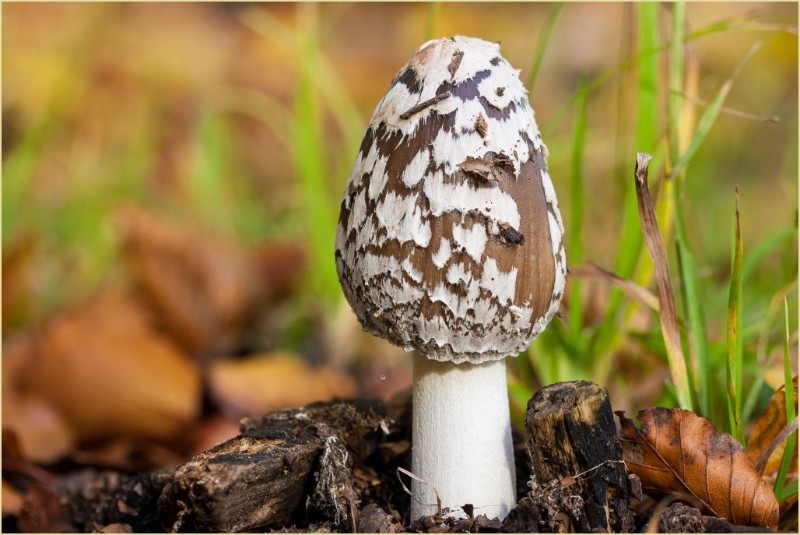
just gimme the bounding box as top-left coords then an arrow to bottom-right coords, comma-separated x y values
335,36 -> 566,365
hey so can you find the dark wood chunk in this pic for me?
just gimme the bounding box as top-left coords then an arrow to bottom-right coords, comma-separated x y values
524,381 -> 636,533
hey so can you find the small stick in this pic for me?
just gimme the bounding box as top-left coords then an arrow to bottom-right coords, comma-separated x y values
400,92 -> 451,120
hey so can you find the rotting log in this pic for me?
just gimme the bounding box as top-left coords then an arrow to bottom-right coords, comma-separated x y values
523,380 -> 638,532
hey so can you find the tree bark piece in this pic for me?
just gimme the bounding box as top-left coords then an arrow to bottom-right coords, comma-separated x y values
157,400 -> 389,532
524,380 -> 636,532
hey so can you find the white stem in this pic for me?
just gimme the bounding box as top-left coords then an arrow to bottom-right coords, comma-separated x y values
410,353 -> 516,522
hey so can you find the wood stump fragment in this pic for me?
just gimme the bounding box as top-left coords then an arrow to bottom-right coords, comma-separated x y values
524,380 -> 637,532
159,400 -> 389,532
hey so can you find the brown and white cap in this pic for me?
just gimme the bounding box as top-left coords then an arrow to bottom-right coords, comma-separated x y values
335,35 -> 566,364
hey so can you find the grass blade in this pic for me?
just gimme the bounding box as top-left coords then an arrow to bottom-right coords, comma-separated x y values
673,210 -> 711,415
241,7 -> 364,166
190,111 -> 233,232
671,41 -> 762,177
293,8 -> 341,305
668,1 -> 685,162
775,298 -> 798,500
567,81 -> 587,339
667,1 -> 711,416
741,227 -> 798,283
425,3 -> 440,40
624,1 -> 660,268
593,3 -> 661,369
526,3 -> 564,93
542,12 -> 792,140
726,189 -> 744,442
635,152 -> 693,411
2,117 -> 56,242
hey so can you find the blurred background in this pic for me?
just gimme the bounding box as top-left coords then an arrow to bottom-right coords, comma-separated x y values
2,1 -> 797,512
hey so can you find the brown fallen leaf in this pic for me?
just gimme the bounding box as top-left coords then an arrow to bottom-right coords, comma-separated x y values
17,291 -> 201,442
748,376 -> 798,480
2,335 -> 77,463
118,206 -> 266,356
2,480 -> 24,518
617,407 -> 779,530
252,240 -> 307,302
2,394 -> 76,464
208,352 -> 357,418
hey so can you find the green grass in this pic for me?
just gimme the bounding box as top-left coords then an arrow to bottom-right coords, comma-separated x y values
522,2 -> 797,453
591,2 -> 661,384
775,298 -> 797,501
567,81 -> 587,342
240,4 -> 366,308
726,191 -> 745,443
526,3 -> 564,95
425,3 -> 440,41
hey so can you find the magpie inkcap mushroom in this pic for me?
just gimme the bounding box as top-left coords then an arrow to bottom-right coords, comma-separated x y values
335,35 -> 566,521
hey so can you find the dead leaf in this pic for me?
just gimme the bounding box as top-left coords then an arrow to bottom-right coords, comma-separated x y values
617,407 -> 779,530
18,292 -> 201,442
118,206 -> 265,356
252,240 -> 307,302
634,153 -> 692,410
569,261 -> 661,314
2,335 -> 77,463
748,376 -> 798,480
2,480 -> 23,517
208,352 -> 357,418
2,394 -> 75,464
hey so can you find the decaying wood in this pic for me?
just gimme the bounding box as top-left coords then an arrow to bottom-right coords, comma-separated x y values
32,382 -> 790,533
54,400 -> 399,533
160,400 -> 390,532
658,502 -> 773,533
522,380 -> 638,533
56,468 -> 172,532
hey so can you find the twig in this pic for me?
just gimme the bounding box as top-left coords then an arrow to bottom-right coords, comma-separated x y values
400,92 -> 451,120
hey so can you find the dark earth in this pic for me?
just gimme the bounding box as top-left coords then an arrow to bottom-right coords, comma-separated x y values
5,381 -> 772,533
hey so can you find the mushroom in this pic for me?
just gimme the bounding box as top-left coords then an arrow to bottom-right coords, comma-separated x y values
334,36 -> 566,521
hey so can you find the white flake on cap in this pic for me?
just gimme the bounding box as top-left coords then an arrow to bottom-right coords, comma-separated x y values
432,238 -> 452,268
335,36 -> 566,365
402,148 -> 429,188
451,223 -> 488,263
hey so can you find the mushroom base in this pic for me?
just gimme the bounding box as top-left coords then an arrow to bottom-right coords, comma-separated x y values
410,353 -> 516,522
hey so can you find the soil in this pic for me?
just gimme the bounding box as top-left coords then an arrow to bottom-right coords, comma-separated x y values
5,382 -> 773,533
